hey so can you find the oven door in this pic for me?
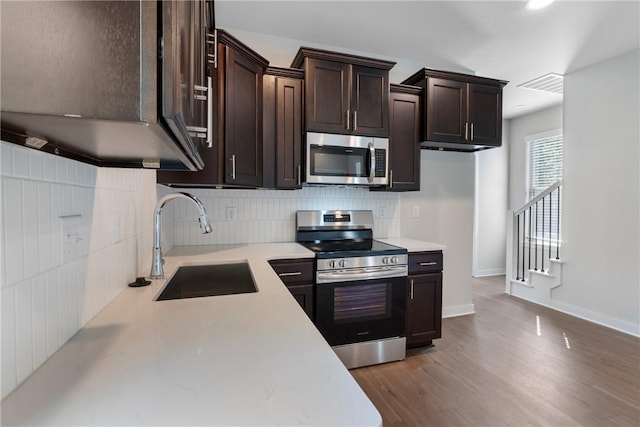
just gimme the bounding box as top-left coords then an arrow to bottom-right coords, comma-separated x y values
315,276 -> 407,346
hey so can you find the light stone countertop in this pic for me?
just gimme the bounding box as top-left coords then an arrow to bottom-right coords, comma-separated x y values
379,237 -> 447,252
0,243 -> 382,427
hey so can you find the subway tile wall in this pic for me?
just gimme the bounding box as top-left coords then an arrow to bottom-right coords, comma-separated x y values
0,141 -> 157,399
163,186 -> 401,246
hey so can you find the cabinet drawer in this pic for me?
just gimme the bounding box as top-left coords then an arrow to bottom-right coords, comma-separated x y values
408,251 -> 443,274
269,259 -> 314,285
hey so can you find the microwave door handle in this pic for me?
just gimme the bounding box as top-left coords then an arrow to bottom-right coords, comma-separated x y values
368,143 -> 375,183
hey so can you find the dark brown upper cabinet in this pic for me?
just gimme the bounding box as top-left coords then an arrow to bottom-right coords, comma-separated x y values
291,47 -> 395,138
158,29 -> 269,188
402,69 -> 507,152
263,67 -> 304,190
373,84 -> 421,192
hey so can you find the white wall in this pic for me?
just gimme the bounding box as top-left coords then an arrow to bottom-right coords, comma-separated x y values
0,141 -> 157,399
558,49 -> 639,335
400,151 -> 476,318
473,124 -> 509,277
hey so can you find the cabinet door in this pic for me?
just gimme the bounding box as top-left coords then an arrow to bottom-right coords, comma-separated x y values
468,83 -> 503,147
287,284 -> 314,320
426,78 -> 467,144
406,273 -> 442,347
275,77 -> 303,189
225,47 -> 263,187
387,90 -> 420,191
305,58 -> 350,134
351,65 -> 389,137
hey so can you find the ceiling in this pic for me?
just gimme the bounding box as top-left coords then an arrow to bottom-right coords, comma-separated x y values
215,0 -> 639,119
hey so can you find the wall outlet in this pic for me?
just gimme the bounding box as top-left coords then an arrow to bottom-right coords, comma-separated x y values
114,211 -> 123,243
226,206 -> 237,220
412,206 -> 420,218
378,205 -> 387,218
60,215 -> 83,264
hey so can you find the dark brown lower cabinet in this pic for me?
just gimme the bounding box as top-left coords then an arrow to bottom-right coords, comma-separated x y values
406,251 -> 443,348
268,259 -> 314,320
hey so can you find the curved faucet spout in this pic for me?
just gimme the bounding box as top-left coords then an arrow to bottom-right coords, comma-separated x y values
150,192 -> 212,279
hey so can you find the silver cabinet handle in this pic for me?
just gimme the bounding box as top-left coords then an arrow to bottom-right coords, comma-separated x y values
470,122 -> 474,141
297,164 -> 301,186
278,272 -> 302,277
206,76 -> 213,148
353,110 -> 357,131
389,169 -> 393,189
346,109 -> 350,130
231,154 -> 236,180
420,262 -> 438,266
465,122 -> 469,141
410,279 -> 414,300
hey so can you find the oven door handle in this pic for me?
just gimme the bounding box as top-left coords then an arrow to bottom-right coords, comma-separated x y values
316,265 -> 407,284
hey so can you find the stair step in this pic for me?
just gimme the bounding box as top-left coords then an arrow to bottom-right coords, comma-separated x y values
529,269 -> 555,278
510,278 -> 532,288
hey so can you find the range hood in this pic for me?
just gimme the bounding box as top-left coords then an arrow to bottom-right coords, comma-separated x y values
0,0 -> 212,170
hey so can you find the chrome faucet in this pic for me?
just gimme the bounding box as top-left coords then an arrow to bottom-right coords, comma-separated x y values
150,192 -> 212,279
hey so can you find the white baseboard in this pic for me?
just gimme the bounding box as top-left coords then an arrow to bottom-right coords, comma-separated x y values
510,294 -> 640,338
442,303 -> 475,318
472,268 -> 506,278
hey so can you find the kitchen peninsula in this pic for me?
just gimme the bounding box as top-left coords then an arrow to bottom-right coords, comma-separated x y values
1,243 -> 381,426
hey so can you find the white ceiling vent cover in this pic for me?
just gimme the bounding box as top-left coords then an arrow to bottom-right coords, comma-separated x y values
518,73 -> 564,94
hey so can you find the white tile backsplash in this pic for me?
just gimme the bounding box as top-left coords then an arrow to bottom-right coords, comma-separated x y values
163,185 -> 401,246
0,140 -> 156,399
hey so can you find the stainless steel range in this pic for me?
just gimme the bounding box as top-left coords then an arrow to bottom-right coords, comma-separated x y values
296,210 -> 408,369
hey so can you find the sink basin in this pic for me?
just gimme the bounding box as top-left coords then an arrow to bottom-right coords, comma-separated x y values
156,262 -> 257,301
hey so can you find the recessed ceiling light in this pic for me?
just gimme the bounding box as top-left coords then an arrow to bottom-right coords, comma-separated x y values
526,0 -> 555,10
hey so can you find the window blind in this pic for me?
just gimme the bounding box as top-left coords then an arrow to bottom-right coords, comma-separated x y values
526,131 -> 563,240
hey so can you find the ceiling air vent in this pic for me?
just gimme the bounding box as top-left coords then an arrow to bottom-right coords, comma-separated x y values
518,72 -> 564,94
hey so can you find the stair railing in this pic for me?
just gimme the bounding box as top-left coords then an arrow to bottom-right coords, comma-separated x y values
513,181 -> 562,281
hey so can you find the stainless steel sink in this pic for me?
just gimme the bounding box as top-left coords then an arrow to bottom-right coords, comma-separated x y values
156,262 -> 257,301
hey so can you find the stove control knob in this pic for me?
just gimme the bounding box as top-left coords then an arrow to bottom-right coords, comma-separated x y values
329,260 -> 336,269
391,256 -> 399,264
382,256 -> 389,264
339,259 -> 346,268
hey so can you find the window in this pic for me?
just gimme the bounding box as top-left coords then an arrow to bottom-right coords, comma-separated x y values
526,130 -> 563,241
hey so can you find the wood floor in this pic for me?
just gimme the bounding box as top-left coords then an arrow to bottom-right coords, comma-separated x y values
351,276 -> 640,427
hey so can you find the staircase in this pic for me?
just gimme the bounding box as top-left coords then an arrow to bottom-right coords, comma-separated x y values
506,181 -> 563,303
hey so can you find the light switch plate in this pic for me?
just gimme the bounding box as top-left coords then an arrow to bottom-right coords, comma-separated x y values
60,215 -> 83,264
226,207 -> 237,221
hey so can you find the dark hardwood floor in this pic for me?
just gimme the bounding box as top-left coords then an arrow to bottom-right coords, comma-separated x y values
351,275 -> 640,426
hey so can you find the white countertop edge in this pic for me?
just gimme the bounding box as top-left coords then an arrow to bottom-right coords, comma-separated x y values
378,237 -> 447,252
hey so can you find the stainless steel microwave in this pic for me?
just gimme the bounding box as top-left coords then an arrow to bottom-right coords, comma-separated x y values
305,132 -> 389,186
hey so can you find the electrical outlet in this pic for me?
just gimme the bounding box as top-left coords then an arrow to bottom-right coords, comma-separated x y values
412,206 -> 420,218
226,206 -> 237,220
378,205 -> 387,218
114,211 -> 123,243
60,215 -> 83,264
